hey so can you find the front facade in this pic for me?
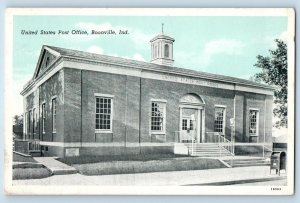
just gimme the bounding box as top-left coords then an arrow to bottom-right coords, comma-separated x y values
21,33 -> 274,158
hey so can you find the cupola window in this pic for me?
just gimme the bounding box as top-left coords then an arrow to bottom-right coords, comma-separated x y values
164,44 -> 169,58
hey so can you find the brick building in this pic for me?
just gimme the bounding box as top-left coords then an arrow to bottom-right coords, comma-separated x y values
21,32 -> 274,157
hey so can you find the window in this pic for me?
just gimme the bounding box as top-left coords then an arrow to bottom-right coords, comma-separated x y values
249,110 -> 259,135
24,112 -> 27,138
33,108 -> 36,135
151,101 -> 166,132
190,120 -> 194,130
182,118 -> 194,131
28,110 -> 32,138
164,44 -> 169,58
182,119 -> 188,130
214,107 -> 225,133
52,98 -> 56,133
42,103 -> 46,133
45,57 -> 50,67
95,97 -> 113,131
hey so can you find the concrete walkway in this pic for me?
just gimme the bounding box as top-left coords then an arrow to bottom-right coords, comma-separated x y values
33,157 -> 77,175
13,166 -> 286,186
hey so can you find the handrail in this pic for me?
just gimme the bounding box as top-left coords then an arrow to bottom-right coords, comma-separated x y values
206,132 -> 235,166
262,143 -> 272,158
28,139 -> 40,151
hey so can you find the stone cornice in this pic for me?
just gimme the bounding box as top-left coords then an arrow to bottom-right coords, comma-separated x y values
21,53 -> 275,97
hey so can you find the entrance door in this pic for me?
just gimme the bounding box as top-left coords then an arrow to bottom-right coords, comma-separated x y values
180,108 -> 201,143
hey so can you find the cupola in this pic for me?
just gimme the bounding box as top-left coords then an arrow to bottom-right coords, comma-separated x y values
150,24 -> 175,66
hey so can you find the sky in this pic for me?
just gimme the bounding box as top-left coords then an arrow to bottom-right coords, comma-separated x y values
12,15 -> 288,116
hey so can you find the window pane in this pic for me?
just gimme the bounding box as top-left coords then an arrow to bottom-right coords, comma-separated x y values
214,107 -> 225,133
52,99 -> 56,132
249,110 -> 258,135
95,97 -> 112,130
151,101 -> 165,132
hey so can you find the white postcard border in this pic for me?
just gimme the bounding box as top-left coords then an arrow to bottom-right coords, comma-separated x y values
4,8 -> 295,195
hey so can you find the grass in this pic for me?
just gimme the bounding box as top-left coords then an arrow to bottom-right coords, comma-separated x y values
59,154 -> 226,176
58,153 -> 189,165
13,152 -> 37,163
13,167 -> 51,180
13,151 -> 51,180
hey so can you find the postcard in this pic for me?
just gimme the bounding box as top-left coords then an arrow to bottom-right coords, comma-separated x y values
4,8 -> 295,195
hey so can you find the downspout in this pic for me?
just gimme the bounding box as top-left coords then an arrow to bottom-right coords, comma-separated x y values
139,75 -> 142,154
80,70 -> 83,148
124,76 -> 128,148
233,84 -> 236,155
263,95 -> 267,157
38,88 -> 41,141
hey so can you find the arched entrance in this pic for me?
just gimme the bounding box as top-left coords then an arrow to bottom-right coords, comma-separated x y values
179,93 -> 205,143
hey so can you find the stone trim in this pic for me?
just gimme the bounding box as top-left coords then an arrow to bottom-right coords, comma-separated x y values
21,51 -> 275,97
39,141 -> 174,147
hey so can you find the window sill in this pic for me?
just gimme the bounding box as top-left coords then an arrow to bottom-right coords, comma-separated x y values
95,130 -> 113,134
151,132 -> 165,135
249,134 -> 258,137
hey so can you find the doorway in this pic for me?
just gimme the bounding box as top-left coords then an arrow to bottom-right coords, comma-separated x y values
180,108 -> 202,143
179,93 -> 205,143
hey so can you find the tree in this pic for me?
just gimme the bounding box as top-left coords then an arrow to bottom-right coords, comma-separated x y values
13,114 -> 23,126
254,39 -> 287,128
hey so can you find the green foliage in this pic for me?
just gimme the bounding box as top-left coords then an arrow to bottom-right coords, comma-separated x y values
13,114 -> 23,126
254,39 -> 287,128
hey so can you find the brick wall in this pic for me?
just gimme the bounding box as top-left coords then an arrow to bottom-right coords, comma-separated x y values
140,77 -> 235,143
23,70 -> 64,143
39,70 -> 64,142
64,68 -> 81,143
81,69 -> 128,143
22,64 -> 273,158
62,68 -> 273,145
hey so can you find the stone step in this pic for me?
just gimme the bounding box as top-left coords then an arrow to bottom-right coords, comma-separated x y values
190,148 -> 227,151
229,159 -> 269,163
222,158 -> 270,167
51,168 -> 78,175
34,157 -> 78,176
191,153 -> 232,157
186,147 -> 221,150
232,163 -> 270,167
224,159 -> 269,164
183,143 -> 233,157
184,144 -> 219,147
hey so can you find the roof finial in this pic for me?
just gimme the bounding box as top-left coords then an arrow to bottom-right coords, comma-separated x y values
162,23 -> 164,34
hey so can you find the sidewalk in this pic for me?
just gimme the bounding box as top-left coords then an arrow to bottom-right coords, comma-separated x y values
13,165 -> 286,186
33,157 -> 77,175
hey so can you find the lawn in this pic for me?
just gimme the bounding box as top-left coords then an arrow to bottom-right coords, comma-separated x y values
13,151 -> 37,163
13,167 -> 51,180
58,153 -> 189,165
59,154 -> 226,176
13,151 -> 52,180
